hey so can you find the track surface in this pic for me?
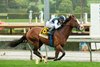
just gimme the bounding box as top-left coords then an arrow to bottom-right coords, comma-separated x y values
0,50 -> 100,62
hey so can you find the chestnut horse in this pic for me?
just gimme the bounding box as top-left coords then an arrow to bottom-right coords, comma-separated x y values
9,15 -> 83,61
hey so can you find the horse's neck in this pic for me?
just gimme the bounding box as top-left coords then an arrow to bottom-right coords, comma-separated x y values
60,25 -> 72,40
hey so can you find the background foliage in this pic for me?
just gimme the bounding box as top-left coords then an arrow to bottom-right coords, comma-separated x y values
0,0 -> 100,13
0,0 -> 100,19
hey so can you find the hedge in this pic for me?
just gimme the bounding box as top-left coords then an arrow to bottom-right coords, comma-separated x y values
8,13 -> 39,19
0,13 -> 39,19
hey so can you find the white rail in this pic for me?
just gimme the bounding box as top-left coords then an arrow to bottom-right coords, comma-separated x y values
0,35 -> 100,43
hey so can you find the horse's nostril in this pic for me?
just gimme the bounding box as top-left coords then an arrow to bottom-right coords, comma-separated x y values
80,25 -> 84,31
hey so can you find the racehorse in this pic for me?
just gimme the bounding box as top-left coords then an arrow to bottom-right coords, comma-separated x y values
9,15 -> 83,61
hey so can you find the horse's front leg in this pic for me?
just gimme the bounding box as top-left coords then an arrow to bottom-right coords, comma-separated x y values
54,49 -> 59,61
54,45 -> 65,61
57,46 -> 65,60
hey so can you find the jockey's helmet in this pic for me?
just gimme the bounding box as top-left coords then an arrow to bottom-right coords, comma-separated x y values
58,16 -> 66,24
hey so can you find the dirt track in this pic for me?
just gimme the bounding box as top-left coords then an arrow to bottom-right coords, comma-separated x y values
0,50 -> 100,62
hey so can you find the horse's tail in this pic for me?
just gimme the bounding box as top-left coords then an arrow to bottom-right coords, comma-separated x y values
8,34 -> 27,47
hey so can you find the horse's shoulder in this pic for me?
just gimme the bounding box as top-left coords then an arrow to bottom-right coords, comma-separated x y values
54,30 -> 61,37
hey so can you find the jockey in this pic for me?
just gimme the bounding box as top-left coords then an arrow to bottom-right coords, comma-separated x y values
46,15 -> 66,35
45,15 -> 66,45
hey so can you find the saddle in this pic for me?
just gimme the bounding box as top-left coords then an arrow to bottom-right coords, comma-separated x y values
39,27 -> 54,47
39,27 -> 49,39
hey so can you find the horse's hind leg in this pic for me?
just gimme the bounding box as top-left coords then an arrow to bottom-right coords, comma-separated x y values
33,41 -> 44,61
33,43 -> 43,59
33,47 -> 42,59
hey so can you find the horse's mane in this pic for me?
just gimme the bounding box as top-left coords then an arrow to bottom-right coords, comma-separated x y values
64,17 -> 70,24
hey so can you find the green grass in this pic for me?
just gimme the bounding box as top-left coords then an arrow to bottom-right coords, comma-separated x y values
0,60 -> 100,67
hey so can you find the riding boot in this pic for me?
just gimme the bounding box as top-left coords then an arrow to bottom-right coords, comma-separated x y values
48,27 -> 55,35
48,27 -> 55,46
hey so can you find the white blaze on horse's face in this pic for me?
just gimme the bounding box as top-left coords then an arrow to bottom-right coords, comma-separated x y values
76,19 -> 80,24
76,19 -> 84,30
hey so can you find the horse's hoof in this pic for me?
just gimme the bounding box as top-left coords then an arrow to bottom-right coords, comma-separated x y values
57,58 -> 61,60
43,56 -> 46,58
54,59 -> 58,61
39,59 -> 42,62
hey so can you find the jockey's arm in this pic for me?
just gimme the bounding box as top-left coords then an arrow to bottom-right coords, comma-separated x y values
54,20 -> 61,29
45,21 -> 55,28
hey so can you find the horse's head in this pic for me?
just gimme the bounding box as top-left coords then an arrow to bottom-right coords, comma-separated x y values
66,15 -> 84,30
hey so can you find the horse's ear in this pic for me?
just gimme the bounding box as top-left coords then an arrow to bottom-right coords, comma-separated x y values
67,14 -> 72,17
67,16 -> 71,20
70,14 -> 74,16
68,15 -> 72,19
67,14 -> 75,19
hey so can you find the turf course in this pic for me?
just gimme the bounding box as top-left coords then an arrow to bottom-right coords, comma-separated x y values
0,60 -> 100,67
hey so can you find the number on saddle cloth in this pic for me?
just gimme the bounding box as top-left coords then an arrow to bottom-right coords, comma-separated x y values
40,27 -> 49,35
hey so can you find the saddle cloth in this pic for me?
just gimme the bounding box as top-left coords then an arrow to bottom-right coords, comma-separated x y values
39,27 -> 49,39
39,27 -> 54,47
